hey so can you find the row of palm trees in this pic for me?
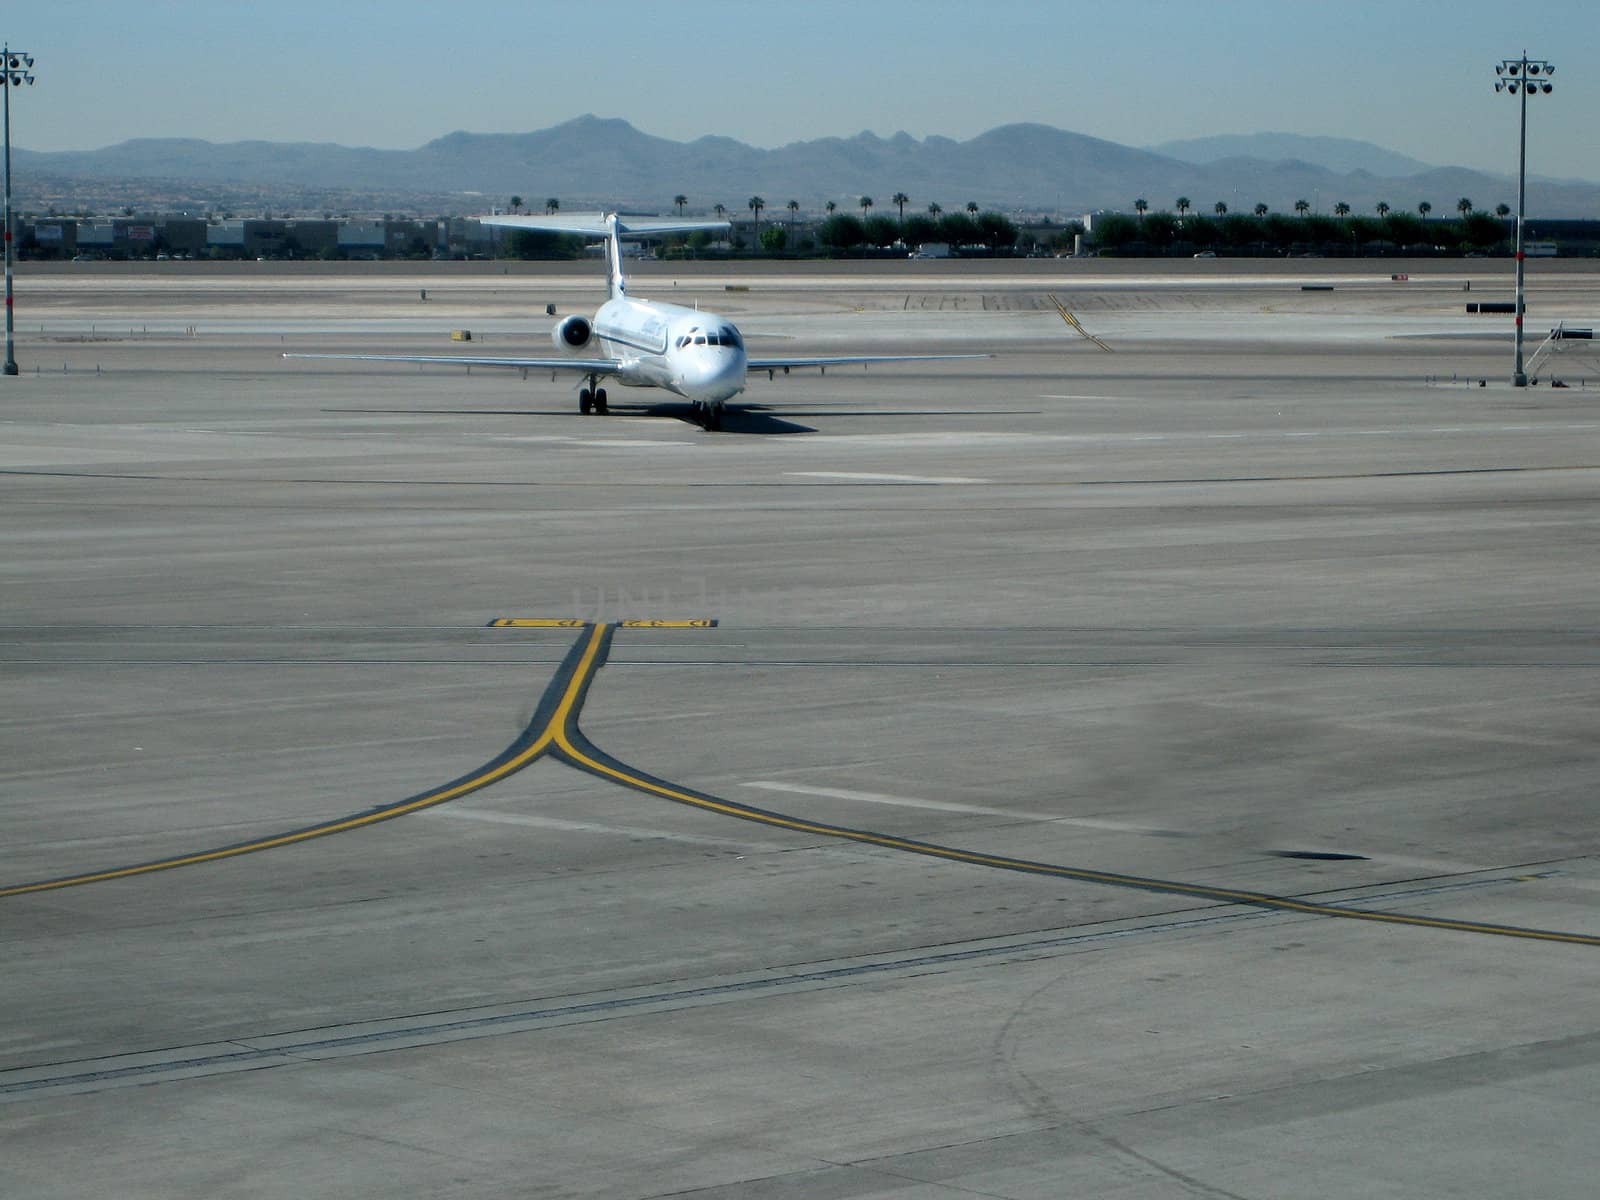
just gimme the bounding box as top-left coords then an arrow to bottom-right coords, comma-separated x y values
508,193 -> 989,229
1138,196 -> 1511,221
506,196 -> 563,215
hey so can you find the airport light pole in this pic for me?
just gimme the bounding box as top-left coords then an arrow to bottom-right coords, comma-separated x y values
1493,53 -> 1553,387
3,45 -> 37,376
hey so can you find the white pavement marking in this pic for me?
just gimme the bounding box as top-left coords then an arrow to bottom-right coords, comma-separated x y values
784,471 -> 990,484
742,780 -> 1174,834
418,806 -> 778,848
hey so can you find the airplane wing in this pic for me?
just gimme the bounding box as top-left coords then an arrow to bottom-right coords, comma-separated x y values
747,353 -> 991,371
283,353 -> 622,372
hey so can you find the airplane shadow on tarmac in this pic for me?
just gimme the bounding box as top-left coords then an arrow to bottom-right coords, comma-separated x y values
322,404 -> 1038,435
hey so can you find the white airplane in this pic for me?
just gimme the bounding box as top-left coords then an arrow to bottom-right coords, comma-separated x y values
286,211 -> 986,430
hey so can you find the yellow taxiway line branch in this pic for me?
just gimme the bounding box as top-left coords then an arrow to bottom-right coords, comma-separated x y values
8,620 -> 1599,951
0,624 -> 612,900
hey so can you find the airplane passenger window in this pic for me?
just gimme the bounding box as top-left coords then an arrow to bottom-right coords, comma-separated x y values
694,335 -> 706,345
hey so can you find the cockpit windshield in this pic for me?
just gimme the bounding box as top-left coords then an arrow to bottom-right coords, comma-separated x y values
676,325 -> 743,351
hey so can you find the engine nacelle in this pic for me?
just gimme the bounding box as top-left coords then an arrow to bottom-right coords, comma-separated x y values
552,314 -> 593,351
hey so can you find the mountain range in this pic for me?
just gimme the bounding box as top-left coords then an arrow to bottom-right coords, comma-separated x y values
17,117 -> 1600,219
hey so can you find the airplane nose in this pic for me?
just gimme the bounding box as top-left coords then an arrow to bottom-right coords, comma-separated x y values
684,350 -> 746,402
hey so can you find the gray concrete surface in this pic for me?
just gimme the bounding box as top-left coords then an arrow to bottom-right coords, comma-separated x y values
2,260 -> 1599,1198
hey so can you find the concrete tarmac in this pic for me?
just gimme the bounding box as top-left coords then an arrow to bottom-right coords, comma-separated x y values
3,260 -> 1600,1198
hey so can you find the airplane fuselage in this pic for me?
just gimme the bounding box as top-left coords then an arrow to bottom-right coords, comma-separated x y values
593,296 -> 748,404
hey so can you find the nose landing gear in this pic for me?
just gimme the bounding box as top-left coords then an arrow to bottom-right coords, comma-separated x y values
579,375 -> 609,416
691,400 -> 724,431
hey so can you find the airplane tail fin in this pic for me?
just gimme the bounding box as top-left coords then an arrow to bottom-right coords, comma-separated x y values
603,215 -> 627,301
476,213 -> 732,302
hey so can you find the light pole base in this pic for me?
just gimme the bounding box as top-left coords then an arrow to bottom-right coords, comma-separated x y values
2,360 -> 17,376
1513,371 -> 1528,387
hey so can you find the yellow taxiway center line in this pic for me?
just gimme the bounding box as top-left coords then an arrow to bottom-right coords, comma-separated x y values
10,620 -> 1600,950
550,722 -> 1600,949
0,625 -> 614,901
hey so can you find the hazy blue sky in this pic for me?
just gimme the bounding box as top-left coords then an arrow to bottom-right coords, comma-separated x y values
13,1 -> 1600,180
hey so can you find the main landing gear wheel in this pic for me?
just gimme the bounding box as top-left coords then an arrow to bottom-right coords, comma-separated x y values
578,388 -> 593,415
594,387 -> 608,415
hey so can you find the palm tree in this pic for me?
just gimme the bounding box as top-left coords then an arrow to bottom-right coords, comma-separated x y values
1334,202 -> 1351,219
1254,203 -> 1269,218
1495,203 -> 1511,218
544,198 -> 560,215
748,195 -> 765,230
859,195 -> 873,219
509,195 -> 524,214
1135,198 -> 1148,219
1295,199 -> 1310,218
965,201 -> 979,217
1457,197 -> 1473,219
1418,201 -> 1432,221
713,202 -> 727,220
1214,201 -> 1228,217
1376,201 -> 1391,218
825,200 -> 837,217
674,194 -> 687,216
927,202 -> 942,218
892,192 -> 909,223
786,199 -> 800,238
1176,196 -> 1191,219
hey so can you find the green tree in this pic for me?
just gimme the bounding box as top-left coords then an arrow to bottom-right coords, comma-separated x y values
505,230 -> 583,260
818,213 -> 866,251
759,226 -> 787,254
902,213 -> 938,246
975,211 -> 1018,252
544,198 -> 560,215
936,211 -> 980,246
509,195 -> 523,214
1461,210 -> 1505,251
1090,213 -> 1140,252
1142,211 -> 1178,249
864,214 -> 899,248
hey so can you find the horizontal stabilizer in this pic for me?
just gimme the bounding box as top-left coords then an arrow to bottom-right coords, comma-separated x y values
284,352 -> 622,373
478,213 -> 730,238
748,353 -> 992,371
